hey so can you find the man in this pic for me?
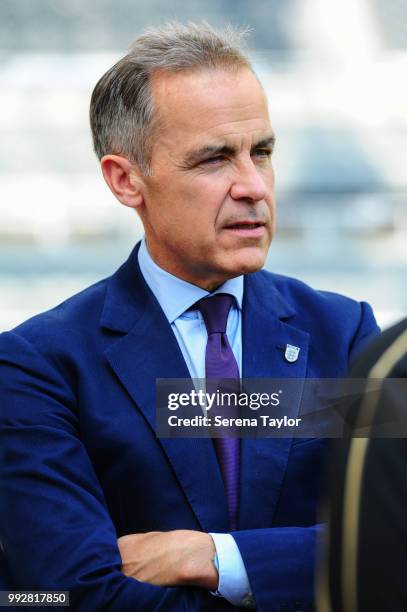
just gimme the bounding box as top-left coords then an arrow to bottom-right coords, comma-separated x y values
317,319 -> 407,612
0,23 -> 379,611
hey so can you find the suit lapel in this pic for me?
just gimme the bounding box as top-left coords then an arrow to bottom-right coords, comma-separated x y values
239,272 -> 310,529
102,246 -> 229,533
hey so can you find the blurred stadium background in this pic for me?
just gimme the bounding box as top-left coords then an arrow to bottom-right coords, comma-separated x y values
0,0 -> 406,330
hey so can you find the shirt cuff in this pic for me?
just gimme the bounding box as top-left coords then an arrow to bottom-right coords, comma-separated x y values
209,532 -> 255,608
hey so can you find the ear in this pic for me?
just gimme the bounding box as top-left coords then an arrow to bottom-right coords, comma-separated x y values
101,154 -> 144,209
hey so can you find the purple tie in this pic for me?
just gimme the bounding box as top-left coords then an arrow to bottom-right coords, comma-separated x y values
196,293 -> 240,530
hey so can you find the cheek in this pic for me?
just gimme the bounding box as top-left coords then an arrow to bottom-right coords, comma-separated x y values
267,194 -> 276,216
148,173 -> 231,237
190,174 -> 231,216
264,170 -> 276,198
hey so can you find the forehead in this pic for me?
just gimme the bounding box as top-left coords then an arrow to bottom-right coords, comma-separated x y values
150,68 -> 271,148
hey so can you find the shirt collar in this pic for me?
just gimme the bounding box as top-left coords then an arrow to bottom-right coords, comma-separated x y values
138,238 -> 243,324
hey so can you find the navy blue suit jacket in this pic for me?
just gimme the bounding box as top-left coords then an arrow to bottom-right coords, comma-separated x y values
0,245 -> 379,611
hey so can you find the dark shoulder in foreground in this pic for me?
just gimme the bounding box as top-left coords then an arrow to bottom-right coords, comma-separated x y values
351,317 -> 407,378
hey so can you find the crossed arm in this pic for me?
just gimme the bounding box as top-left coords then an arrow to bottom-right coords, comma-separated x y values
0,331 -> 320,611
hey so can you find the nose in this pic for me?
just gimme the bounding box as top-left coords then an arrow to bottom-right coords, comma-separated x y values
230,158 -> 269,202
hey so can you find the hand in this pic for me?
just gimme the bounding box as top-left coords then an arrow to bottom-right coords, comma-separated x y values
117,530 -> 218,590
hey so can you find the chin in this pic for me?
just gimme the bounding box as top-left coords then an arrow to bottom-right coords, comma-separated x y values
227,249 -> 268,276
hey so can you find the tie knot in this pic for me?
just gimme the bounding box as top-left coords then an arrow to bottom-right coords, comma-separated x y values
195,293 -> 235,335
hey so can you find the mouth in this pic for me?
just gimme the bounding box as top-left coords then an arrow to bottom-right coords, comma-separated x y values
222,221 -> 266,238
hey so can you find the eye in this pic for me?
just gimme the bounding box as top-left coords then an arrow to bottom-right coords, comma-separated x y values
252,148 -> 272,159
200,155 -> 225,165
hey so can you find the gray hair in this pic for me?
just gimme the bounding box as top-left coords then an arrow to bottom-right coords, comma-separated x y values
89,21 -> 252,175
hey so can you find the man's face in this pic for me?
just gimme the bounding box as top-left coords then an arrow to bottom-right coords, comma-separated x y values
137,67 -> 276,291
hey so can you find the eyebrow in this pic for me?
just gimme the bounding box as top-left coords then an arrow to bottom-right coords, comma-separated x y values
182,133 -> 276,166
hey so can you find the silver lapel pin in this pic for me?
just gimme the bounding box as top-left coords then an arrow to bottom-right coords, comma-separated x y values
285,344 -> 300,363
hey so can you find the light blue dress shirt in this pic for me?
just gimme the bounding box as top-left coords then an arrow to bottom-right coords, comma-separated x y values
138,239 -> 254,607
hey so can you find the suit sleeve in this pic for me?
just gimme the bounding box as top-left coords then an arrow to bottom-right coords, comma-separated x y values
232,525 -> 322,611
231,301 -> 380,612
0,331 -> 220,612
